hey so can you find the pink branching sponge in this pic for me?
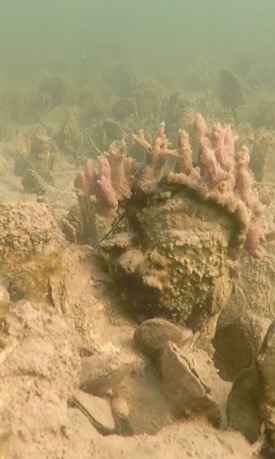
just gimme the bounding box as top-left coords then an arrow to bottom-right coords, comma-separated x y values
75,115 -> 275,258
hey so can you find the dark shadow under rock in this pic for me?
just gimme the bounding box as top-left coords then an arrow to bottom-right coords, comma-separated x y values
213,313 -> 268,381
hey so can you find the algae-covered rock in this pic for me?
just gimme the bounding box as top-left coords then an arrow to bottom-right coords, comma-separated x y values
134,318 -> 192,360
106,189 -> 235,333
227,366 -> 261,444
0,201 -> 65,300
257,320 -> 275,456
226,319 -> 275,454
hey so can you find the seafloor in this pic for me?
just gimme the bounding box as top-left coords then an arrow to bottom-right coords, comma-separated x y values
1,57 -> 275,458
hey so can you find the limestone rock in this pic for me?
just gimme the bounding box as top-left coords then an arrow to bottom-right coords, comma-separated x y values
160,342 -> 229,427
227,367 -> 261,443
79,352 -> 136,396
0,283 -> 9,308
213,312 -> 269,381
0,201 -> 65,300
257,320 -> 275,456
134,318 -> 193,360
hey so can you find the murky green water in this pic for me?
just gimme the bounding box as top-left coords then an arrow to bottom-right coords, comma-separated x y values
0,0 -> 275,85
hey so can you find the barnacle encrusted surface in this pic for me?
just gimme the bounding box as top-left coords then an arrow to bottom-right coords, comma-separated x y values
105,188 -> 234,332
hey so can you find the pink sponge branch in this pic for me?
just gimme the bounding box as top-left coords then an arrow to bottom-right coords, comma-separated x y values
107,140 -> 132,202
195,114 -> 231,186
75,141 -> 133,218
175,130 -> 194,175
133,121 -> 178,192
234,146 -> 261,210
96,156 -> 118,214
75,160 -> 97,199
210,123 -> 235,173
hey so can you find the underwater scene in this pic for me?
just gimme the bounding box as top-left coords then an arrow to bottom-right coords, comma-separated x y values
1,1 -> 275,458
